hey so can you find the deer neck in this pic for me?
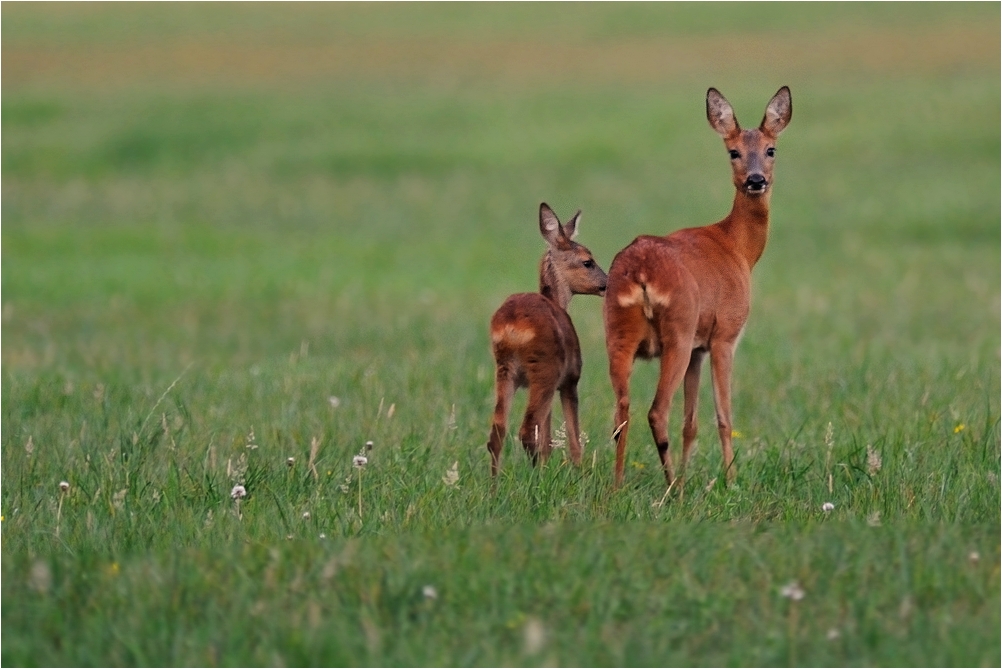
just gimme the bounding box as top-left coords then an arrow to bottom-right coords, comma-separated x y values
539,253 -> 572,311
720,188 -> 771,269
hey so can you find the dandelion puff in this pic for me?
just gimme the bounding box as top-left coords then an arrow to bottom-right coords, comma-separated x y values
822,502 -> 835,512
353,455 -> 368,469
422,585 -> 438,600
365,440 -> 374,451
328,396 -> 341,408
319,533 -> 327,540
302,511 -> 311,520
442,461 -> 459,486
230,485 -> 247,499
780,581 -> 805,601
287,457 -> 295,468
523,617 -> 546,656
59,481 -> 70,493
866,445 -> 882,475
826,628 -> 840,641
969,551 -> 980,564
552,423 -> 567,450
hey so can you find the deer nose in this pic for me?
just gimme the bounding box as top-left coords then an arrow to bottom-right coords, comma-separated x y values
745,174 -> 767,191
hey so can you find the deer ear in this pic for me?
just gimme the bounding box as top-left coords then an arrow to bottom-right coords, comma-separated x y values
761,86 -> 792,136
538,202 -> 564,246
562,210 -> 581,240
707,88 -> 740,139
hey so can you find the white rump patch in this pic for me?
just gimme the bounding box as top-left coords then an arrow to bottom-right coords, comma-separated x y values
491,323 -> 536,346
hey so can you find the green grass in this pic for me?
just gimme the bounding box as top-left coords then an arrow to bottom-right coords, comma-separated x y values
2,3 -> 999,666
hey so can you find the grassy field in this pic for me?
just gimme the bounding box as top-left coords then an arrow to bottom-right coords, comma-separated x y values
2,3 -> 999,666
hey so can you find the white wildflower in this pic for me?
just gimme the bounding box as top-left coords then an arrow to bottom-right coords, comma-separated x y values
780,581 -> 805,601
302,511 -> 310,520
328,396 -> 341,408
422,585 -> 438,600
230,484 -> 247,499
866,445 -> 882,475
822,502 -> 835,512
523,617 -> 546,656
287,457 -> 295,468
442,461 -> 460,486
969,551 -> 980,564
353,455 -> 368,469
59,480 -> 70,493
827,628 -> 840,640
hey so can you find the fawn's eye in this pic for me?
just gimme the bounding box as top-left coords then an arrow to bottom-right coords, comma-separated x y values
766,147 -> 776,158
728,149 -> 740,160
583,259 -> 595,269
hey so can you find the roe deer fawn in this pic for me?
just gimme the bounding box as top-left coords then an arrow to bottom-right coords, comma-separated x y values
487,203 -> 608,477
604,86 -> 792,489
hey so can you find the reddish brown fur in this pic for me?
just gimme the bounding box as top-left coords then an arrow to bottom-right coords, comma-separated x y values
487,203 -> 608,477
604,87 -> 792,489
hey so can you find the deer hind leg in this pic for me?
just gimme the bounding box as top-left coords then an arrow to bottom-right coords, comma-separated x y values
559,380 -> 582,466
679,349 -> 706,493
608,343 -> 637,489
647,342 -> 692,487
488,364 -> 516,477
709,342 -> 737,484
519,381 -> 556,467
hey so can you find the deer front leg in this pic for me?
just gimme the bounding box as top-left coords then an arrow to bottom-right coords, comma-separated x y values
520,383 -> 556,466
559,382 -> 583,466
709,342 -> 737,484
679,348 -> 706,492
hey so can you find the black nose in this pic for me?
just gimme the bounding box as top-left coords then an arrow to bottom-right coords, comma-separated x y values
746,174 -> 767,190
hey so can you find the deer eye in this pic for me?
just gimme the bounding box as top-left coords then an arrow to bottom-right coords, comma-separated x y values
583,259 -> 595,269
766,147 -> 776,158
728,149 -> 740,160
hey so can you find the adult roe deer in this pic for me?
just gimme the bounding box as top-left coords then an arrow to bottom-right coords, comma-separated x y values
604,86 -> 792,489
487,203 -> 608,477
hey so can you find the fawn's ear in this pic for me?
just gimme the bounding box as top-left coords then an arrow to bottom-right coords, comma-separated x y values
707,88 -> 740,139
539,202 -> 565,246
760,86 -> 792,137
561,210 -> 581,241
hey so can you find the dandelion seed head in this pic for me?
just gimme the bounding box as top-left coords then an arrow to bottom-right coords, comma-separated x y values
365,440 -> 374,451
442,461 -> 460,486
969,551 -> 980,564
230,484 -> 247,499
826,628 -> 840,641
866,444 -> 882,475
59,481 -> 70,493
422,585 -> 438,600
822,502 -> 835,512
287,457 -> 295,467
319,533 -> 327,539
523,617 -> 546,655
328,396 -> 341,408
353,455 -> 368,469
302,511 -> 311,520
780,581 -> 805,601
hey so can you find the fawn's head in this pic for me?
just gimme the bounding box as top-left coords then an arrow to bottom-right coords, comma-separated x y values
706,86 -> 792,197
537,202 -> 607,306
